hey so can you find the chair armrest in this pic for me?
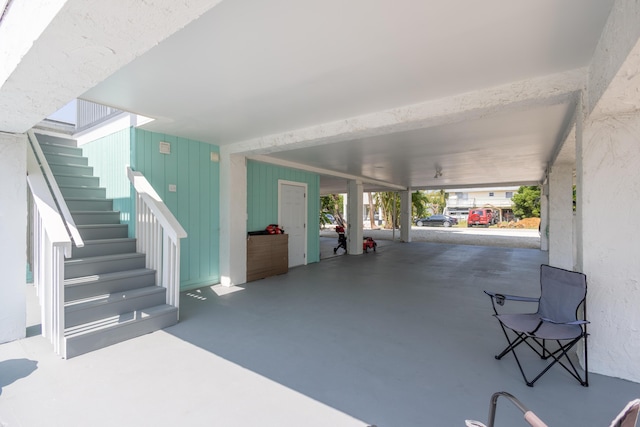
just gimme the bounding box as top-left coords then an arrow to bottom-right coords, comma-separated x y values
484,291 -> 539,306
540,317 -> 590,325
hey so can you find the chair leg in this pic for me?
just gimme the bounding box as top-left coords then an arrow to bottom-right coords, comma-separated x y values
494,323 -> 537,386
525,337 -> 588,387
494,323 -> 588,387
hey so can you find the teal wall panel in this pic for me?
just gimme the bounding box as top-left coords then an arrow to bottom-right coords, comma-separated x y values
82,129 -> 134,233
131,129 -> 220,290
247,160 -> 320,263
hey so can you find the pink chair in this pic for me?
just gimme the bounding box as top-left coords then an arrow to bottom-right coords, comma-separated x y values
465,392 -> 639,427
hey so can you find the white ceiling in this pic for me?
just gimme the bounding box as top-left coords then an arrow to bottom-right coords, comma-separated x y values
82,0 -> 614,194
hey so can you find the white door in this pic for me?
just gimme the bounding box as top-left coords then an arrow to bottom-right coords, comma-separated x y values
279,181 -> 307,267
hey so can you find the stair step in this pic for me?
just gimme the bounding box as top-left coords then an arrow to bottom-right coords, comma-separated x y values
50,163 -> 93,176
54,174 -> 100,187
71,210 -> 121,225
65,268 -> 156,301
65,253 -> 146,279
34,133 -> 77,147
60,185 -> 106,199
67,198 -> 113,212
39,143 -> 82,157
65,286 -> 167,328
64,304 -> 178,358
42,152 -> 88,166
72,238 -> 137,258
77,224 -> 128,239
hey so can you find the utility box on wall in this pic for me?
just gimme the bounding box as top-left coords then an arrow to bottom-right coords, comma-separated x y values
246,234 -> 288,282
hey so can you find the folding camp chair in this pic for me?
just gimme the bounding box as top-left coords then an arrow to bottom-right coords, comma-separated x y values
465,391 -> 640,427
485,264 -> 589,387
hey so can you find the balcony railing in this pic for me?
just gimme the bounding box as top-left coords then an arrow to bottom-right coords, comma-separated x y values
76,99 -> 123,131
447,197 -> 514,209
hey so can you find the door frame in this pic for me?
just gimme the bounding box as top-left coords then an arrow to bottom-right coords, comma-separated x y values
278,179 -> 308,266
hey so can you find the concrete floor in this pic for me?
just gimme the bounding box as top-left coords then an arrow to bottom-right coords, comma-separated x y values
1,240 -> 639,427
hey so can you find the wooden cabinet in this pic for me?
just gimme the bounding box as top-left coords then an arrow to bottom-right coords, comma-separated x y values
246,234 -> 288,282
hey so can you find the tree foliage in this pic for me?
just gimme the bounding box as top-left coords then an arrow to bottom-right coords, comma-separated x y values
424,190 -> 448,215
375,192 -> 400,228
411,190 -> 448,217
512,186 -> 541,218
412,191 -> 430,219
320,194 -> 344,226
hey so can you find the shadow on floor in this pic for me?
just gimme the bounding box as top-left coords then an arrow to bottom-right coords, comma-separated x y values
168,241 -> 640,427
0,359 -> 38,396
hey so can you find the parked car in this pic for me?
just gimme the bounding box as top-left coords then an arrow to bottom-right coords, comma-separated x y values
467,208 -> 497,227
321,212 -> 337,229
415,214 -> 458,227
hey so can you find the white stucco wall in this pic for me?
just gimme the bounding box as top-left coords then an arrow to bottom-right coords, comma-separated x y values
579,113 -> 640,382
548,163 -> 574,270
0,133 -> 27,343
539,186 -> 549,251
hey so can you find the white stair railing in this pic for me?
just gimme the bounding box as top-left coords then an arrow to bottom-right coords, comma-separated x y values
127,167 -> 187,311
26,144 -> 70,358
27,130 -> 84,248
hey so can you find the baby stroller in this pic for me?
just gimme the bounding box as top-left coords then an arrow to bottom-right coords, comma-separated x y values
334,225 -> 347,254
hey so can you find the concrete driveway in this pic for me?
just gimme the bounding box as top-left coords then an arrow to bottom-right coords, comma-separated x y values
320,226 -> 540,258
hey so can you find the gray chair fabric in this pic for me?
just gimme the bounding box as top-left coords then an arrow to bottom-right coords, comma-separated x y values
485,264 -> 589,387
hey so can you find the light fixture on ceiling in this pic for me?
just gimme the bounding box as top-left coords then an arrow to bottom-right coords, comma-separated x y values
434,167 -> 443,179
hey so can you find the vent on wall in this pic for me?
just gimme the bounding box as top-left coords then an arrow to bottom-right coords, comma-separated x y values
159,141 -> 170,154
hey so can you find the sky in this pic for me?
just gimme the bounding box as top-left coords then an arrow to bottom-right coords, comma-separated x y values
47,99 -> 77,124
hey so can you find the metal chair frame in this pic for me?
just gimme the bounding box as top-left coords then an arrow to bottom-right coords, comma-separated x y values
466,392 -> 640,427
485,264 -> 589,387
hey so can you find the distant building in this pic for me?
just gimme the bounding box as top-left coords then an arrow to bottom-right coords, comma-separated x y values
444,187 -> 518,222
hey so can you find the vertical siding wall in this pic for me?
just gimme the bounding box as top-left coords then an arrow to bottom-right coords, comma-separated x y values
82,128 -> 134,231
247,160 -> 320,263
132,129 -> 220,290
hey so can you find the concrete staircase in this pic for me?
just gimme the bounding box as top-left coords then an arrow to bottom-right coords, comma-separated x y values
35,133 -> 178,358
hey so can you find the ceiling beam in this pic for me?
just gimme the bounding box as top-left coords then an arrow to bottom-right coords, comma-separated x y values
248,154 -> 408,191
227,68 -> 587,156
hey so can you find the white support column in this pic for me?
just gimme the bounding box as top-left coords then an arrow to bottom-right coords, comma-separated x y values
539,182 -> 549,251
219,151 -> 247,286
0,132 -> 27,344
548,163 -> 574,270
578,111 -> 640,383
575,95 -> 585,273
400,189 -> 412,243
346,180 -> 363,255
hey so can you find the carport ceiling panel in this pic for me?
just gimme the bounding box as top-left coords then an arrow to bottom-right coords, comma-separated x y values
269,103 -> 571,189
80,0 -> 613,146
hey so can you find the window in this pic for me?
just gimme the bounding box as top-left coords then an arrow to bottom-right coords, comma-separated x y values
489,192 -> 494,197
506,191 -> 513,198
